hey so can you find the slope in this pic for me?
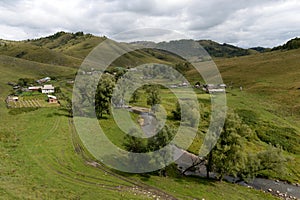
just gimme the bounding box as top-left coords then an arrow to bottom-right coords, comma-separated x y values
0,40 -> 82,67
26,31 -> 106,59
0,35 -> 280,199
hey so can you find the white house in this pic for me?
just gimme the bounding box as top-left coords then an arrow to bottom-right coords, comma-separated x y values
47,95 -> 58,104
42,85 -> 55,94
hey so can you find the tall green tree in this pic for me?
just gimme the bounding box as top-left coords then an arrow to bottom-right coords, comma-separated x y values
95,74 -> 115,118
123,125 -> 175,176
172,101 -> 181,120
130,89 -> 141,103
146,85 -> 161,109
205,111 -> 287,181
206,112 -> 246,180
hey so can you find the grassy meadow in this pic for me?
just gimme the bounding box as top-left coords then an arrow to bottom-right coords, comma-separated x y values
0,65 -> 277,199
1,32 -> 300,199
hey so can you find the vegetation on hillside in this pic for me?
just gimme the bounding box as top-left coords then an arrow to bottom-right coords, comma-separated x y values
272,37 -> 300,51
1,32 -> 300,199
198,40 -> 252,57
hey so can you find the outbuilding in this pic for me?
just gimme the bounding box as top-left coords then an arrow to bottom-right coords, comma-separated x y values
47,95 -> 58,104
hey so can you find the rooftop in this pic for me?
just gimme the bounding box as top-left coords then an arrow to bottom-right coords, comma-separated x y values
43,85 -> 54,90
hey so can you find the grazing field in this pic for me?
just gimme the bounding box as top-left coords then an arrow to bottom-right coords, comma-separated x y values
0,59 -> 278,200
1,33 -> 300,199
0,104 -> 277,199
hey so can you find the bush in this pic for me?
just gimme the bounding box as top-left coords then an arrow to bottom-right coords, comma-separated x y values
236,109 -> 259,126
256,124 -> 300,154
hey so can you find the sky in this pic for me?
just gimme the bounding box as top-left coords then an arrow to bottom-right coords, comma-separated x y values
0,0 -> 300,48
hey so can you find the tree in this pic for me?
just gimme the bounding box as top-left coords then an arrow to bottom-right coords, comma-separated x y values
172,101 -> 181,120
124,128 -> 148,153
175,100 -> 200,128
95,74 -> 115,118
54,86 -> 61,94
123,128 -> 149,172
148,125 -> 175,176
17,78 -> 34,87
257,145 -> 286,173
123,125 -> 175,176
236,145 -> 287,181
204,111 -> 287,181
146,85 -> 161,109
206,112 -> 246,181
148,125 -> 174,151
130,89 -> 141,103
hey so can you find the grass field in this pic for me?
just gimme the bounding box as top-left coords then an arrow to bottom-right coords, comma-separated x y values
0,103 -> 277,199
0,57 -> 279,200
1,33 -> 300,199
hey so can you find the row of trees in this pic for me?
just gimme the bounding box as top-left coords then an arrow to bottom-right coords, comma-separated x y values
183,111 -> 287,181
95,75 -> 162,118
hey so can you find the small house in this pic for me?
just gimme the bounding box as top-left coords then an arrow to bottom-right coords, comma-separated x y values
47,95 -> 58,104
37,77 -> 51,84
28,86 -> 43,91
203,84 -> 226,94
6,96 -> 19,102
42,85 -> 55,94
218,84 -> 227,88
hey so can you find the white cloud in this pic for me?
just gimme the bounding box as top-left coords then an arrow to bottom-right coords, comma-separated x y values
0,0 -> 299,47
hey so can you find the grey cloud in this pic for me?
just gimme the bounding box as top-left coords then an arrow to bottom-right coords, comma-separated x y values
0,0 -> 299,47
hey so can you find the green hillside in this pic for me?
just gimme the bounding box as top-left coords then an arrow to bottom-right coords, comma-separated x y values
26,32 -> 107,59
1,33 -> 300,199
272,37 -> 300,51
197,40 -> 252,57
217,48 -> 300,116
0,40 -> 82,67
0,55 -> 277,200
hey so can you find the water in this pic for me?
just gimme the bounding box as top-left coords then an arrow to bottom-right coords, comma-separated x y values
175,148 -> 300,199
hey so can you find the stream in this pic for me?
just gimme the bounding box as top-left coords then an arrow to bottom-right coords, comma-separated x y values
133,109 -> 300,199
174,146 -> 300,200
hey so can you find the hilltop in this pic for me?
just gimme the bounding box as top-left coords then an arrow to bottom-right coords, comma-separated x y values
272,37 -> 300,51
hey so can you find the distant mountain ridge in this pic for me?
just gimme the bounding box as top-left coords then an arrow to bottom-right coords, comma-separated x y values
1,32 -> 300,66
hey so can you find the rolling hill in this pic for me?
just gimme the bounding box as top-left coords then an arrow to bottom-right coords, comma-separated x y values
272,37 -> 300,51
1,32 -> 300,199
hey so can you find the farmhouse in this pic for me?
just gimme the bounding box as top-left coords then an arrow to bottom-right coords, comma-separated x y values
28,86 -> 43,91
47,95 -> 58,104
42,85 -> 55,94
203,84 -> 226,94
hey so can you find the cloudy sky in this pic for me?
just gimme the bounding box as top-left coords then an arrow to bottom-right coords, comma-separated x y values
0,0 -> 300,47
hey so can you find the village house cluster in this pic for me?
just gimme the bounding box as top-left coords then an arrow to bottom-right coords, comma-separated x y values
6,77 -> 58,104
